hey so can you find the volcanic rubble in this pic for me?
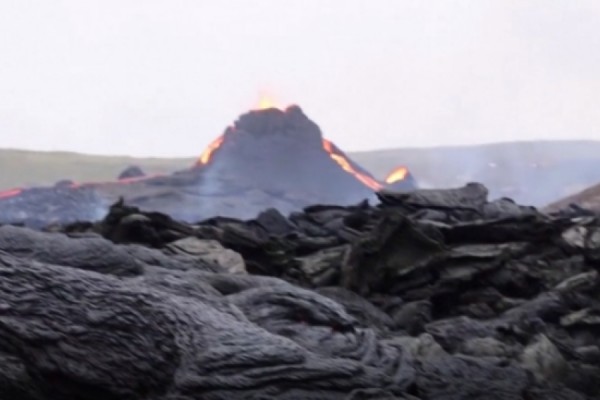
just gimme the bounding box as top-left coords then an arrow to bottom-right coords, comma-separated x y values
0,106 -> 417,228
1,181 -> 600,399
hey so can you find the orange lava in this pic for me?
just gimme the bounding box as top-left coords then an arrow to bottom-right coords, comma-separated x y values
195,134 -> 383,191
254,92 -> 286,111
198,135 -> 225,165
0,174 -> 163,202
385,166 -> 409,184
322,139 -> 383,191
0,188 -> 23,200
258,96 -> 277,110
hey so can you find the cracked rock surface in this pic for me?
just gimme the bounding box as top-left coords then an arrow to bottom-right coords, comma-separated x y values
1,183 -> 600,399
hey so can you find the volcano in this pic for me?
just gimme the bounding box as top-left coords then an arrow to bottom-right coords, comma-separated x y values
0,105 -> 416,226
195,105 -> 396,203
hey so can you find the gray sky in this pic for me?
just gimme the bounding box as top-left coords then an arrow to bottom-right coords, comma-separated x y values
1,0 -> 599,157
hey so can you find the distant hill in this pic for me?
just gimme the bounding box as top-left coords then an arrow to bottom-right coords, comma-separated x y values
2,139 -> 600,207
0,149 -> 194,189
544,181 -> 600,212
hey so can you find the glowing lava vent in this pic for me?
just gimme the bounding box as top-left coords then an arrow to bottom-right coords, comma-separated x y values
254,92 -> 286,111
197,94 -> 284,166
383,166 -> 417,191
385,166 -> 409,184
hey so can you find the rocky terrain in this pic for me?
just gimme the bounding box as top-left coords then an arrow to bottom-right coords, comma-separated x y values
1,182 -> 600,399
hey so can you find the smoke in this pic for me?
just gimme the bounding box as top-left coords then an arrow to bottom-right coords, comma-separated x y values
404,140 -> 600,207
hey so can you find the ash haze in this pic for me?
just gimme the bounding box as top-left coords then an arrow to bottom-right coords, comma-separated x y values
1,0 -> 600,157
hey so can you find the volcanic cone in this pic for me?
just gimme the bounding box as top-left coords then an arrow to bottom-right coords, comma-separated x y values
196,105 -> 385,205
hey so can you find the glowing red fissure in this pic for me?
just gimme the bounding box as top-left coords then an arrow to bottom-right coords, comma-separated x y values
0,174 -> 163,201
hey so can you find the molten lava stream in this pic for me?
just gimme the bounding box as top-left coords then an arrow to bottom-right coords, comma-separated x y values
385,166 -> 409,184
322,139 -> 383,191
198,135 -> 225,166
0,188 -> 23,200
0,173 -> 162,201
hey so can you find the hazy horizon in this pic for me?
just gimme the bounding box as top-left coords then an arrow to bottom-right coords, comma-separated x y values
1,1 -> 600,157
4,138 -> 600,160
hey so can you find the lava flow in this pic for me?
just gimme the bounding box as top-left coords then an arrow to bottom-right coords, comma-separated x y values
0,188 -> 23,200
322,139 -> 383,191
198,135 -> 225,165
385,166 -> 409,184
0,174 -> 160,201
